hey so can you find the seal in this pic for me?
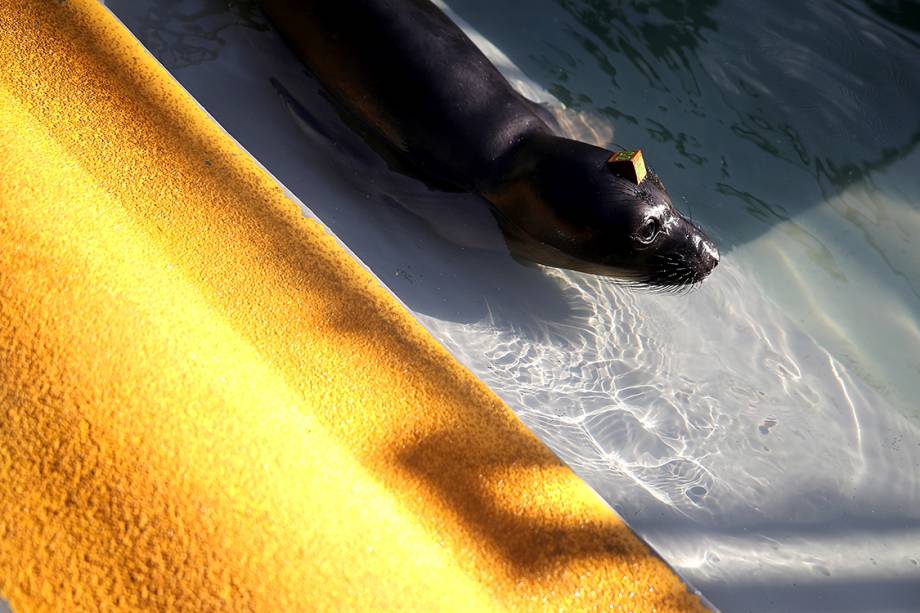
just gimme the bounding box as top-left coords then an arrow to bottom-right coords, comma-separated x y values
260,0 -> 719,287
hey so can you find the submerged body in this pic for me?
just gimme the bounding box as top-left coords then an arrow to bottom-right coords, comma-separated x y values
261,0 -> 719,287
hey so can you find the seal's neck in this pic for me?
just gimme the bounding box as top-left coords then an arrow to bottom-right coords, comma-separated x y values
478,131 -> 616,253
483,131 -> 611,189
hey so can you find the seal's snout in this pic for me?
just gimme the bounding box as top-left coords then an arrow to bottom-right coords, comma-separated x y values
671,229 -> 719,286
687,219 -> 719,276
698,236 -> 720,271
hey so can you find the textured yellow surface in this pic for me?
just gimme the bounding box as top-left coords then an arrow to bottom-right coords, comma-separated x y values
0,1 -> 705,611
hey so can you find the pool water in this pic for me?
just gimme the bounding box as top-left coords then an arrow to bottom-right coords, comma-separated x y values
104,1 -> 920,611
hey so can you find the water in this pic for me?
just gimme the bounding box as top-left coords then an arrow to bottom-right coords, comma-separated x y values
102,1 -> 920,611
449,0 -> 920,420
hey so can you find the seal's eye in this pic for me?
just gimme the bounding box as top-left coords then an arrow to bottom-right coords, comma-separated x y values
636,218 -> 660,244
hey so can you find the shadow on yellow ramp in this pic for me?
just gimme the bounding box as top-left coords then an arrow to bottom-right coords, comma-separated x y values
0,1 -> 705,610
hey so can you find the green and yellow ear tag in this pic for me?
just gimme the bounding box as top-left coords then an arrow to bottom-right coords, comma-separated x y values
607,149 -> 647,184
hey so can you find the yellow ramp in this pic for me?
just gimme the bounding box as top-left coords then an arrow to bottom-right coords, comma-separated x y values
0,1 -> 704,610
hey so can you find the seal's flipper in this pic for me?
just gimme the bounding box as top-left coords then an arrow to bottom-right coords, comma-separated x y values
269,76 -> 379,166
271,76 -> 464,192
270,77 -> 334,142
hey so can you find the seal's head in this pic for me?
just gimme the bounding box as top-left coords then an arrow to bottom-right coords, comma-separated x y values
484,133 -> 719,289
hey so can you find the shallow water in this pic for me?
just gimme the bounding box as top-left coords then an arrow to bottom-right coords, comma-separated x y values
103,1 -> 920,611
